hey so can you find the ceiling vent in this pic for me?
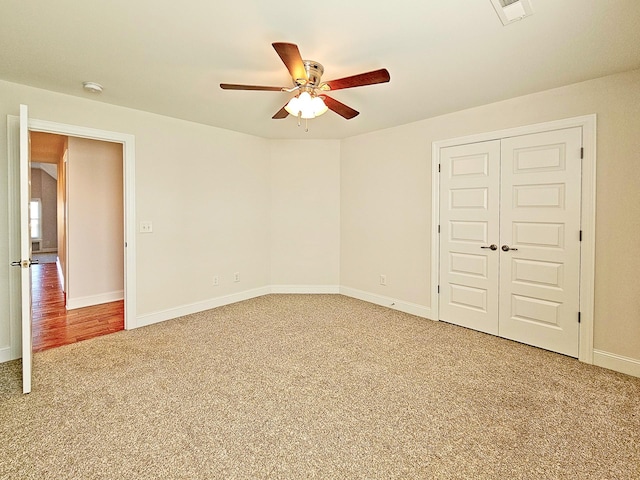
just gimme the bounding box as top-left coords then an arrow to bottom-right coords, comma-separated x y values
490,0 -> 534,26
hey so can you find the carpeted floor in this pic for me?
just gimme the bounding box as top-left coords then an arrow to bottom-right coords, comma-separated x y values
0,294 -> 638,479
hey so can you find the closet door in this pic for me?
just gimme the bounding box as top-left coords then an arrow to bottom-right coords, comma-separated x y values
439,141 -> 500,335
498,128 -> 582,356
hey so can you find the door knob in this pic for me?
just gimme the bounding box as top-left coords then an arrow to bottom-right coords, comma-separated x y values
501,245 -> 518,252
481,244 -> 498,250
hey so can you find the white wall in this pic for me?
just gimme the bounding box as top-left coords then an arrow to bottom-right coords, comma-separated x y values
0,79 -> 271,358
66,137 -> 123,308
341,125 -> 431,311
341,68 -> 640,362
269,140 -> 341,289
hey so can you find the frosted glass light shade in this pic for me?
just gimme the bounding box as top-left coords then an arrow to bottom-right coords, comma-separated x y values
284,92 -> 328,118
284,96 -> 300,116
312,96 -> 328,116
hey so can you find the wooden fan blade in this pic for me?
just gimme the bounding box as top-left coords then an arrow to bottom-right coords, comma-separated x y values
220,83 -> 284,91
323,96 -> 359,119
272,42 -> 307,83
324,69 -> 390,91
272,105 -> 289,119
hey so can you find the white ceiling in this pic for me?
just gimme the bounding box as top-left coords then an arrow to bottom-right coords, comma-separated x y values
2,1 -> 639,139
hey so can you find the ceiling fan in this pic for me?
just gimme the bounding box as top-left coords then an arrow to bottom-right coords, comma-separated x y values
220,42 -> 390,123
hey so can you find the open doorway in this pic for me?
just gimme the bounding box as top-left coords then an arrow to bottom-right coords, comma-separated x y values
29,132 -> 125,352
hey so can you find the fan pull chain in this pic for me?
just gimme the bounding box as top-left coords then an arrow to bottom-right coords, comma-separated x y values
295,112 -> 310,132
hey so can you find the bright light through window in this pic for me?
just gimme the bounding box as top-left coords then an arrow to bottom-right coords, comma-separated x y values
30,199 -> 41,240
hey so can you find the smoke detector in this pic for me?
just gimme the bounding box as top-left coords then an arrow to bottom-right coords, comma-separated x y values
82,81 -> 103,94
490,0 -> 534,26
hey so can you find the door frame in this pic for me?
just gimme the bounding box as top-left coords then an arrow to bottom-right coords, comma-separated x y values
8,114 -> 136,359
431,114 -> 596,363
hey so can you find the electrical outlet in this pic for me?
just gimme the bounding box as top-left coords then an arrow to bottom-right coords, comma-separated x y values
234,272 -> 240,282
380,274 -> 387,286
140,221 -> 153,233
213,276 -> 219,286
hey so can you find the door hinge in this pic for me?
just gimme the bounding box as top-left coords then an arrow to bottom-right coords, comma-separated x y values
437,285 -> 440,294
438,164 -> 441,173
438,224 -> 440,234
579,230 -> 582,241
578,311 -> 581,323
580,147 -> 584,159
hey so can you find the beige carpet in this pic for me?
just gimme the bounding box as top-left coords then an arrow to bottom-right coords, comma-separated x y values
1,294 -> 638,479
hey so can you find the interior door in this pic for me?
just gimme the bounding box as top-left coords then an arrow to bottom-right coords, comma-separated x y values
439,127 -> 582,357
498,128 -> 582,356
439,140 -> 501,335
19,104 -> 33,394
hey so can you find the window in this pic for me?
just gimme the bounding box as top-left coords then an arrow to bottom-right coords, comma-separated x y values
30,198 -> 42,240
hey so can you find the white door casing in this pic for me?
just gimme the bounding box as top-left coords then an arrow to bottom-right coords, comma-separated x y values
499,128 -> 582,357
439,140 -> 500,335
24,116 -> 137,332
437,124 -> 587,358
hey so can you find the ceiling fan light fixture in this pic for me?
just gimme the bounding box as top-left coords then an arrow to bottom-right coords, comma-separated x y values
284,91 -> 328,119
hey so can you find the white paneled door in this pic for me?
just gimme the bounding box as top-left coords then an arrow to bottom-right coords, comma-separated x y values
499,128 -> 582,356
439,140 -> 501,335
19,104 -> 33,393
439,127 -> 582,357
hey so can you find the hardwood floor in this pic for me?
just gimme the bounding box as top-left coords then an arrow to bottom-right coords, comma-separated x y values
31,262 -> 124,352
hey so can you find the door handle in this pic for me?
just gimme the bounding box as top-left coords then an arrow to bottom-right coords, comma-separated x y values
481,244 -> 498,250
501,245 -> 518,252
10,259 -> 39,267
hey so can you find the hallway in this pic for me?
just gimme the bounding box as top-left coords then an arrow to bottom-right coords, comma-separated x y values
31,261 -> 124,352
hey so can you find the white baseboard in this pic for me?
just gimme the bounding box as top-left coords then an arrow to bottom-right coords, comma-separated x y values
133,286 -> 272,329
270,285 -> 340,294
56,259 -> 65,292
66,290 -> 124,310
134,285 -> 430,332
340,286 -> 433,320
0,346 -> 13,363
34,248 -> 57,253
593,349 -> 640,378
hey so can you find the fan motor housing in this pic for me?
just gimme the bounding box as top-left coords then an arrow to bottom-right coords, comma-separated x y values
302,60 -> 324,86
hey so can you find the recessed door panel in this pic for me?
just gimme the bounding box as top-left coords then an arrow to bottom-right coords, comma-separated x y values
450,252 -> 488,278
513,222 -> 564,249
450,284 -> 487,312
513,144 -> 565,173
513,184 -> 565,209
450,188 -> 488,209
512,259 -> 563,289
511,295 -> 561,327
451,154 -> 489,177
450,221 -> 488,243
